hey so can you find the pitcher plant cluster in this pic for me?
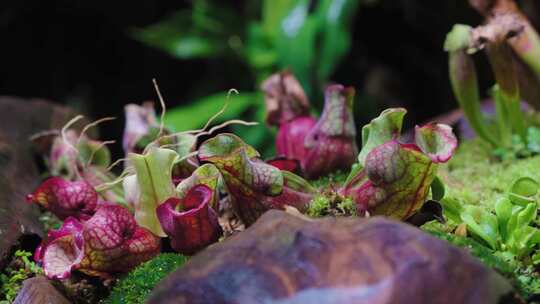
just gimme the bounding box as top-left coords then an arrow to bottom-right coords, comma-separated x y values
26,71 -> 457,280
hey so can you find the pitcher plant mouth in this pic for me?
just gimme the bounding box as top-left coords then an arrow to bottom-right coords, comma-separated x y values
157,185 -> 222,255
37,204 -> 160,279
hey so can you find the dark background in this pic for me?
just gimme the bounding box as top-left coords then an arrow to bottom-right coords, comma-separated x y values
1,0 -> 538,157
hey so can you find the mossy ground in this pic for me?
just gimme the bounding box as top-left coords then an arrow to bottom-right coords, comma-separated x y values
430,139 -> 540,299
0,250 -> 42,303
102,253 -> 188,304
440,140 -> 540,209
305,170 -> 357,217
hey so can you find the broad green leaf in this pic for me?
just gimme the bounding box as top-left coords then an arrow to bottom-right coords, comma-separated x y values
430,176 -> 445,201
131,9 -> 228,60
508,177 -> 539,206
262,0 -> 297,39
246,23 -> 278,69
495,197 -> 513,242
517,203 -> 538,230
315,0 -> 359,83
509,226 -> 540,257
439,197 -> 462,223
129,147 -> 178,236
461,205 -> 499,249
275,0 -> 318,95
164,92 -> 256,132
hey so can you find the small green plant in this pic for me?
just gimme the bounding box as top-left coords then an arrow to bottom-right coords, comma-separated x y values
423,221 -> 540,298
493,126 -> 540,160
441,177 -> 540,262
0,250 -> 43,303
103,253 -> 188,304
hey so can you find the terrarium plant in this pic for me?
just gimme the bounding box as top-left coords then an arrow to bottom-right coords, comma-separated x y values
445,0 -> 540,158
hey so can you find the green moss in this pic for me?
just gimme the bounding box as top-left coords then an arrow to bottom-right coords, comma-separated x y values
0,250 -> 43,303
423,221 -> 540,298
336,197 -> 357,216
103,253 -> 188,304
307,195 -> 332,217
306,194 -> 357,218
440,139 -> 540,210
309,170 -> 349,189
434,140 -> 540,298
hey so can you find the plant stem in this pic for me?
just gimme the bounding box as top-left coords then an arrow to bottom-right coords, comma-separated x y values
486,36 -> 527,143
493,85 -> 513,148
445,25 -> 499,147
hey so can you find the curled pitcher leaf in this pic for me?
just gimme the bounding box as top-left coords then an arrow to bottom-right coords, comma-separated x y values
199,133 -> 283,225
129,147 -> 178,237
341,108 -> 457,219
261,71 -> 310,126
301,85 -> 358,178
175,163 -> 222,211
26,177 -> 98,220
415,123 -> 458,163
199,133 -> 314,225
157,185 -> 222,255
37,204 -> 160,279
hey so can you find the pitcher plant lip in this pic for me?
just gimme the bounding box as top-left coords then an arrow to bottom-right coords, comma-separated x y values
157,184 -> 222,255
37,204 -> 160,280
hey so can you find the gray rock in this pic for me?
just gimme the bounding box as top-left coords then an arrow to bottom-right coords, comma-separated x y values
0,97 -> 82,264
13,276 -> 71,304
149,210 -> 516,304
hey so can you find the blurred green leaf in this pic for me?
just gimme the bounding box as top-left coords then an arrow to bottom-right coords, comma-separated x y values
246,23 -> 278,70
131,1 -> 239,60
262,0 -> 297,39
430,176 -> 445,201
495,197 -> 513,242
315,0 -> 359,83
165,92 -> 256,132
275,0 -> 318,95
132,13 -> 224,59
461,205 -> 499,249
508,177 -> 539,206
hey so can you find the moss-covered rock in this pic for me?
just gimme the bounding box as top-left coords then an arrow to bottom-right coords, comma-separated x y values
103,253 -> 188,304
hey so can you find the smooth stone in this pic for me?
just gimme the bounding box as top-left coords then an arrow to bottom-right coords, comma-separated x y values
13,275 -> 71,304
149,210 -> 515,304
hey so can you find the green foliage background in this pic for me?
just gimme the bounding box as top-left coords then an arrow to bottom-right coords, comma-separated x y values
132,0 -> 365,157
